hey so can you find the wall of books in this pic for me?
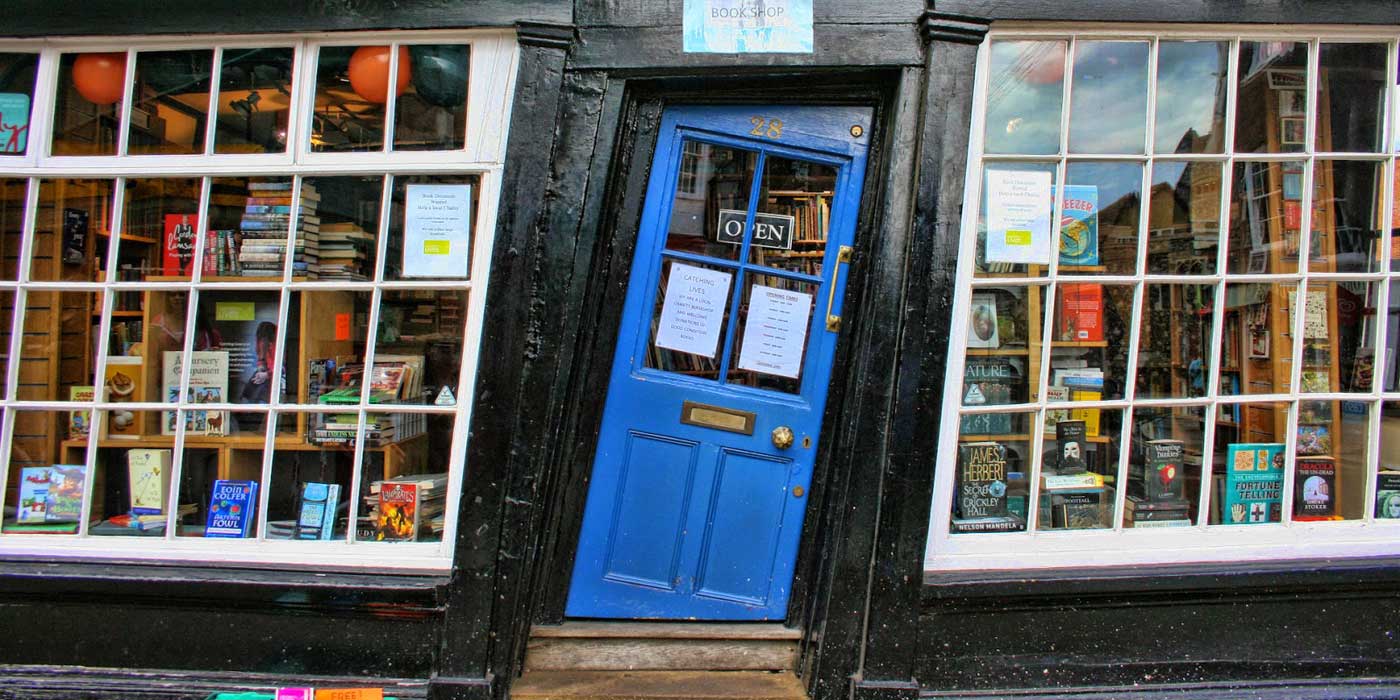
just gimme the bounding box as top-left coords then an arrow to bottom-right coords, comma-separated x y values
0,34 -> 515,566
934,34 -> 1400,563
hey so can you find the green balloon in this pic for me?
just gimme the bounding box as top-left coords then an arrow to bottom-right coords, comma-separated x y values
410,46 -> 469,108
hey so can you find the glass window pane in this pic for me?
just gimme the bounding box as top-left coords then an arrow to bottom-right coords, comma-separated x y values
0,292 -> 14,398
1154,41 -> 1227,154
963,285 -> 1045,405
311,45 -> 390,153
952,412 -> 1033,533
0,179 -> 25,281
1125,405 -> 1204,528
1387,281 -> 1400,391
0,53 -> 38,156
371,289 -> 468,406
206,176 -> 297,281
1039,408 -> 1123,531
393,44 -> 469,151
1316,43 -> 1387,154
1049,283 -> 1132,401
118,177 -> 201,281
1063,161 -> 1141,275
384,174 -> 478,281
5,410 -> 83,535
1310,160 -> 1383,273
294,290 -> 372,407
188,290 -> 292,421
1235,41 -> 1308,154
1226,161 -> 1303,275
358,410 -> 450,543
1209,403 -> 1289,525
266,415 -> 353,541
1220,282 -> 1297,396
127,50 -> 212,156
33,178 -> 115,283
163,411 -> 268,539
1136,283 -> 1215,400
644,258 -> 735,381
303,175 -> 383,281
976,163 -> 1057,278
667,141 -> 757,262
1147,161 -> 1222,274
214,48 -> 294,155
52,52 -> 125,157
17,291 -> 102,402
985,41 -> 1065,155
1378,402 -> 1400,519
1292,399 -> 1370,522
1068,41 -> 1148,155
749,156 -> 836,271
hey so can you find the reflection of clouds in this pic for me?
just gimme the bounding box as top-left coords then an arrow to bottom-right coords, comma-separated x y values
1155,42 -> 1227,152
1068,162 -> 1141,208
986,41 -> 1064,154
1068,41 -> 1148,153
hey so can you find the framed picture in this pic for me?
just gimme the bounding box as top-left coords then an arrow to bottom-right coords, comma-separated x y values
1281,117 -> 1306,145
1247,250 -> 1268,273
1278,90 -> 1305,116
1248,328 -> 1270,359
1267,68 -> 1306,90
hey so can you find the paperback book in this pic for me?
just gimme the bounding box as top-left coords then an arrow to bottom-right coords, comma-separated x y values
43,464 -> 86,523
967,293 -> 1000,349
1293,456 -> 1337,520
1054,420 -> 1089,474
163,213 -> 198,276
1055,283 -> 1104,342
1058,184 -> 1100,266
15,467 -> 52,523
127,448 -> 173,515
295,482 -> 341,540
956,441 -> 1009,520
1376,471 -> 1400,519
1135,439 -> 1186,502
206,480 -> 259,538
162,351 -> 230,436
376,482 -> 419,541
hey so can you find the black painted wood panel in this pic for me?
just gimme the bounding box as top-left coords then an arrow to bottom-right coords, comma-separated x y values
577,0 -> 922,26
570,25 -> 922,70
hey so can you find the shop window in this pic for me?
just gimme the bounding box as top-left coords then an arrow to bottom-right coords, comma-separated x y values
932,31 -> 1400,570
0,32 -> 516,570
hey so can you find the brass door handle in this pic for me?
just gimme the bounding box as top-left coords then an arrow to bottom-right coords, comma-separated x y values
826,245 -> 853,331
771,425 -> 794,449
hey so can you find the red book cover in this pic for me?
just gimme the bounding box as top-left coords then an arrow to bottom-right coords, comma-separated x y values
1056,283 -> 1104,342
163,213 -> 197,276
376,482 -> 419,541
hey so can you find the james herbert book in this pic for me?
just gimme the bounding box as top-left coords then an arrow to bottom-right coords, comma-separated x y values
956,442 -> 1009,520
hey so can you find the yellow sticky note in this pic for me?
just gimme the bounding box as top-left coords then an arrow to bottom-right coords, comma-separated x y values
422,240 -> 450,255
215,302 -> 256,321
1004,229 -> 1031,246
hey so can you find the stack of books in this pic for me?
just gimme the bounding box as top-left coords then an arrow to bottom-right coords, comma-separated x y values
360,473 -> 448,541
237,181 -> 321,279
317,222 -> 373,280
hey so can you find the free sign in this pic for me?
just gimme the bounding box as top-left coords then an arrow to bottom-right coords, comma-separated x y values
716,208 -> 795,250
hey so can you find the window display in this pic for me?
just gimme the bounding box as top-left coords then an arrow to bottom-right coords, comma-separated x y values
0,33 -> 516,569
933,32 -> 1399,570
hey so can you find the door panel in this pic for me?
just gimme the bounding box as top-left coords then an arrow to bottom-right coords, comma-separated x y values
569,105 -> 871,620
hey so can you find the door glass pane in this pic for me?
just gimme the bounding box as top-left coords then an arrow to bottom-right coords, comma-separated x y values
644,258 -> 735,381
984,40 -> 1066,155
215,47 -> 295,155
727,273 -> 819,394
1147,161 -> 1222,274
0,53 -> 38,156
1068,41 -> 1148,155
666,140 -> 757,261
1317,43 -> 1387,154
52,52 -> 125,157
749,156 -> 836,271
1235,41 -> 1308,154
1226,161 -> 1303,275
1154,41 -> 1227,154
127,50 -> 213,156
393,44 -> 469,151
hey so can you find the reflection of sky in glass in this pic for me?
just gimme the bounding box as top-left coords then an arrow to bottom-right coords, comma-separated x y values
1069,41 -> 1147,154
1155,42 -> 1227,154
1067,161 -> 1141,214
985,41 -> 1064,155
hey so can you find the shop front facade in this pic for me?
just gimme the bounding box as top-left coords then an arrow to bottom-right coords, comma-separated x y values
3,2 -> 1400,699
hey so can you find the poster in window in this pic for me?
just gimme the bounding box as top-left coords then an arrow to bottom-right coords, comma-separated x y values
0,93 -> 29,154
402,184 -> 472,278
655,262 -> 732,358
985,169 -> 1053,264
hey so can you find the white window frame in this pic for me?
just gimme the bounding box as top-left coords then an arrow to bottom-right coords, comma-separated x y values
0,29 -> 520,572
928,23 -> 1400,572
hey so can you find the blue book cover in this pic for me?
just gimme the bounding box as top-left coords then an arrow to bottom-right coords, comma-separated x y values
1221,443 -> 1284,525
206,479 -> 259,538
1059,184 -> 1100,266
15,467 -> 51,523
295,482 -> 340,541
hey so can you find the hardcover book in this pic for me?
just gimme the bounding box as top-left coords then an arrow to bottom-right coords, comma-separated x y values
955,442 -> 1009,520
1295,423 -> 1332,456
163,351 -> 230,436
1136,439 -> 1186,502
296,482 -> 341,541
43,464 -> 86,523
1054,420 -> 1089,474
959,357 -> 1023,435
967,293 -> 1000,349
16,467 -> 51,523
1048,489 -> 1104,529
376,482 -> 419,541
1293,456 -> 1337,520
206,480 -> 259,538
62,207 -> 88,265
1221,443 -> 1284,525
1056,283 -> 1104,342
127,448 -> 173,515
163,213 -> 198,276
1058,184 -> 1100,266
1376,471 -> 1400,519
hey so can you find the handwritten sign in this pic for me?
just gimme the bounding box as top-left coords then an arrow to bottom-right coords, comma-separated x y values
985,169 -> 1053,264
683,0 -> 813,54
0,93 -> 30,154
737,285 -> 812,379
654,262 -> 732,358
403,184 -> 472,278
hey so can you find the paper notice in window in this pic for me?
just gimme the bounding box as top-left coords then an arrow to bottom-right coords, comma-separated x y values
985,169 -> 1053,264
737,285 -> 812,379
403,184 -> 472,278
655,262 -> 732,358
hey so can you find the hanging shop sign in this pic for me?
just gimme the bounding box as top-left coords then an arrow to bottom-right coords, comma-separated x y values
683,0 -> 814,54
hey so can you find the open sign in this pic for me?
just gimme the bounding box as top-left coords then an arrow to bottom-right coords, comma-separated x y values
716,208 -> 795,250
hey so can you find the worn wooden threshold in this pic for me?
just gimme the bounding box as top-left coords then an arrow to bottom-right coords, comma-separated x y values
532,622 -> 802,640
513,670 -> 806,700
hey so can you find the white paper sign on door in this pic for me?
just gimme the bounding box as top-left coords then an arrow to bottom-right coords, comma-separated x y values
737,285 -> 812,379
985,169 -> 1052,264
655,262 -> 733,358
403,183 -> 472,278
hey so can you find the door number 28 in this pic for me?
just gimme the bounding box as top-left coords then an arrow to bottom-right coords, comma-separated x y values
749,116 -> 784,139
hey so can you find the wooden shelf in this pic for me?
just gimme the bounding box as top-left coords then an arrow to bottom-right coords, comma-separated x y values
967,347 -> 1031,356
1059,264 -> 1107,273
961,433 -> 1111,444
1052,340 -> 1108,348
97,231 -> 159,245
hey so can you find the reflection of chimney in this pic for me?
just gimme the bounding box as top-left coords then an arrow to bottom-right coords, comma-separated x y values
1206,41 -> 1229,152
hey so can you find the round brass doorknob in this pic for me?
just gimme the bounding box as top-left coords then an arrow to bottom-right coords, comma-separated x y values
771,426 -> 794,449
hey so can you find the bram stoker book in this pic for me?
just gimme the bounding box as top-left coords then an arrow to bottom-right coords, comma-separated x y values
956,442 -> 1009,520
1293,456 -> 1336,519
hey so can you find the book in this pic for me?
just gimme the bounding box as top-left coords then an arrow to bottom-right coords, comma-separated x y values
162,351 -> 230,436
68,385 -> 94,439
295,482 -> 341,541
1048,489 -> 1103,529
62,208 -> 88,265
1069,390 -> 1101,437
1052,367 -> 1104,391
959,357 -> 1023,435
1058,184 -> 1099,266
949,515 -> 1024,533
375,481 -> 419,541
307,358 -> 336,402
200,293 -> 296,416
955,442 -> 1009,519
1054,420 -> 1089,474
1043,472 -> 1104,490
102,356 -> 144,439
1295,423 -> 1332,456
1293,457 -> 1337,520
1375,472 -> 1400,519
1056,283 -> 1104,342
15,467 -> 52,523
967,293 -> 1000,349
127,448 -> 173,515
163,213 -> 198,276
205,480 -> 259,538
43,464 -> 86,523
1044,386 -> 1071,435
1135,439 -> 1186,502
1221,443 -> 1284,525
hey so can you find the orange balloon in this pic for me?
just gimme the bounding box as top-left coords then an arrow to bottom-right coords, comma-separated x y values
72,53 -> 127,105
348,46 -> 411,104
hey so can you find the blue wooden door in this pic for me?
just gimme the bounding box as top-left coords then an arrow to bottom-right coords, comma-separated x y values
568,105 -> 871,620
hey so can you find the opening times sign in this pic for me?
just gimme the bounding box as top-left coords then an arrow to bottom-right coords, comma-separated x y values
683,0 -> 814,54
